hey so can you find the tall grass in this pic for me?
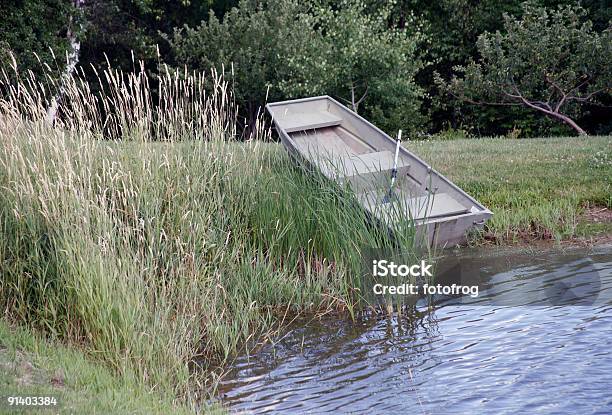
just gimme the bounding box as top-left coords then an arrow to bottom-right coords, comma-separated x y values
0,59 -> 415,406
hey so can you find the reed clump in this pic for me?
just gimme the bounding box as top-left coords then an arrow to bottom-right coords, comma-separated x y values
0,59 -> 413,406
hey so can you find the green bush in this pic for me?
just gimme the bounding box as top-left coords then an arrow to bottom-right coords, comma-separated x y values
169,0 -> 428,134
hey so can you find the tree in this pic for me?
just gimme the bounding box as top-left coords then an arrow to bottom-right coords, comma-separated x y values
439,3 -> 612,136
278,0 -> 427,133
170,0 -> 428,134
0,0 -> 74,82
46,0 -> 85,124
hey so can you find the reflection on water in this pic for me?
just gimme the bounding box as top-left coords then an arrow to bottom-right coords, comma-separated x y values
216,246 -> 612,414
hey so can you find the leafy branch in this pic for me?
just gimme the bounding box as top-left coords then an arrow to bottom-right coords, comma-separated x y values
438,3 -> 612,136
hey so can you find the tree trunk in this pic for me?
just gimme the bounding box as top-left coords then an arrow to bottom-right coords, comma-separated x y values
45,0 -> 84,125
350,83 -> 358,113
550,112 -> 588,136
349,81 -> 368,114
519,97 -> 588,136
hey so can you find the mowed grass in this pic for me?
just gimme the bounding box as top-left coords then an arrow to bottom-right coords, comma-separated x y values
406,136 -> 612,243
0,321 -> 207,414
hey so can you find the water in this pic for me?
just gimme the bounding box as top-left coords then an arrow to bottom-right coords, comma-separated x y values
216,246 -> 612,414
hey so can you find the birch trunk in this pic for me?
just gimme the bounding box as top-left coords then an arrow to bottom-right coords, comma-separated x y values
45,0 -> 84,125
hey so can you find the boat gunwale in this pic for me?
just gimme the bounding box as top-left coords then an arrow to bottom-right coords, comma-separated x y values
266,96 -> 493,220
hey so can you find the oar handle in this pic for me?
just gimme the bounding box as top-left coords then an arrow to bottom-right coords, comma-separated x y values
391,130 -> 402,180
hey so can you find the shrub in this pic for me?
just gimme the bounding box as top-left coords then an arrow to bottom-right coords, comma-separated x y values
169,0 -> 428,135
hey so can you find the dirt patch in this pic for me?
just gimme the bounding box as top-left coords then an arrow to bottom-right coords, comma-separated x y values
0,348 -> 64,389
569,205 -> 612,247
581,206 -> 612,224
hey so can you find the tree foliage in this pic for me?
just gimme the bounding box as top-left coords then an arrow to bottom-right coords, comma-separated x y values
440,3 -> 612,135
170,0 -> 427,134
0,0 -> 75,81
278,0 -> 428,133
169,0 -> 308,129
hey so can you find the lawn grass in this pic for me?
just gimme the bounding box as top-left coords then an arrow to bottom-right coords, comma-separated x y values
0,320 -> 206,414
406,136 -> 612,243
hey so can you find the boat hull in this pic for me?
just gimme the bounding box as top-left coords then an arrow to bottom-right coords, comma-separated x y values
266,96 -> 492,248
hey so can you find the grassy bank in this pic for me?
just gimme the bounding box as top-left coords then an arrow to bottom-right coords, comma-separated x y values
406,136 -> 612,244
0,320 -> 200,414
2,61 -> 608,412
0,66 -> 415,410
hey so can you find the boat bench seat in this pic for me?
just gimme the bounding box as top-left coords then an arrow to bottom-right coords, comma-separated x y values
323,150 -> 410,177
359,191 -> 468,221
292,129 -> 362,158
276,111 -> 343,133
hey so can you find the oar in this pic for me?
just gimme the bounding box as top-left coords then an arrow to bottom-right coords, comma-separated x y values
382,129 -> 402,203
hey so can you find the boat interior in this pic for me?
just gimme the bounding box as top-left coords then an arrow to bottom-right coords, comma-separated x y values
268,98 -> 476,223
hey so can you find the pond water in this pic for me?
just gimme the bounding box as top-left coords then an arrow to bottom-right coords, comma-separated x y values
216,246 -> 612,414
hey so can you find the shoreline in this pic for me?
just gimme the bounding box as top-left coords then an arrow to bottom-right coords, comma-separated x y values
1,134 -> 609,414
472,205 -> 612,248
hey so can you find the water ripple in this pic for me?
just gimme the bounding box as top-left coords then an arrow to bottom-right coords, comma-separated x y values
216,247 -> 612,414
